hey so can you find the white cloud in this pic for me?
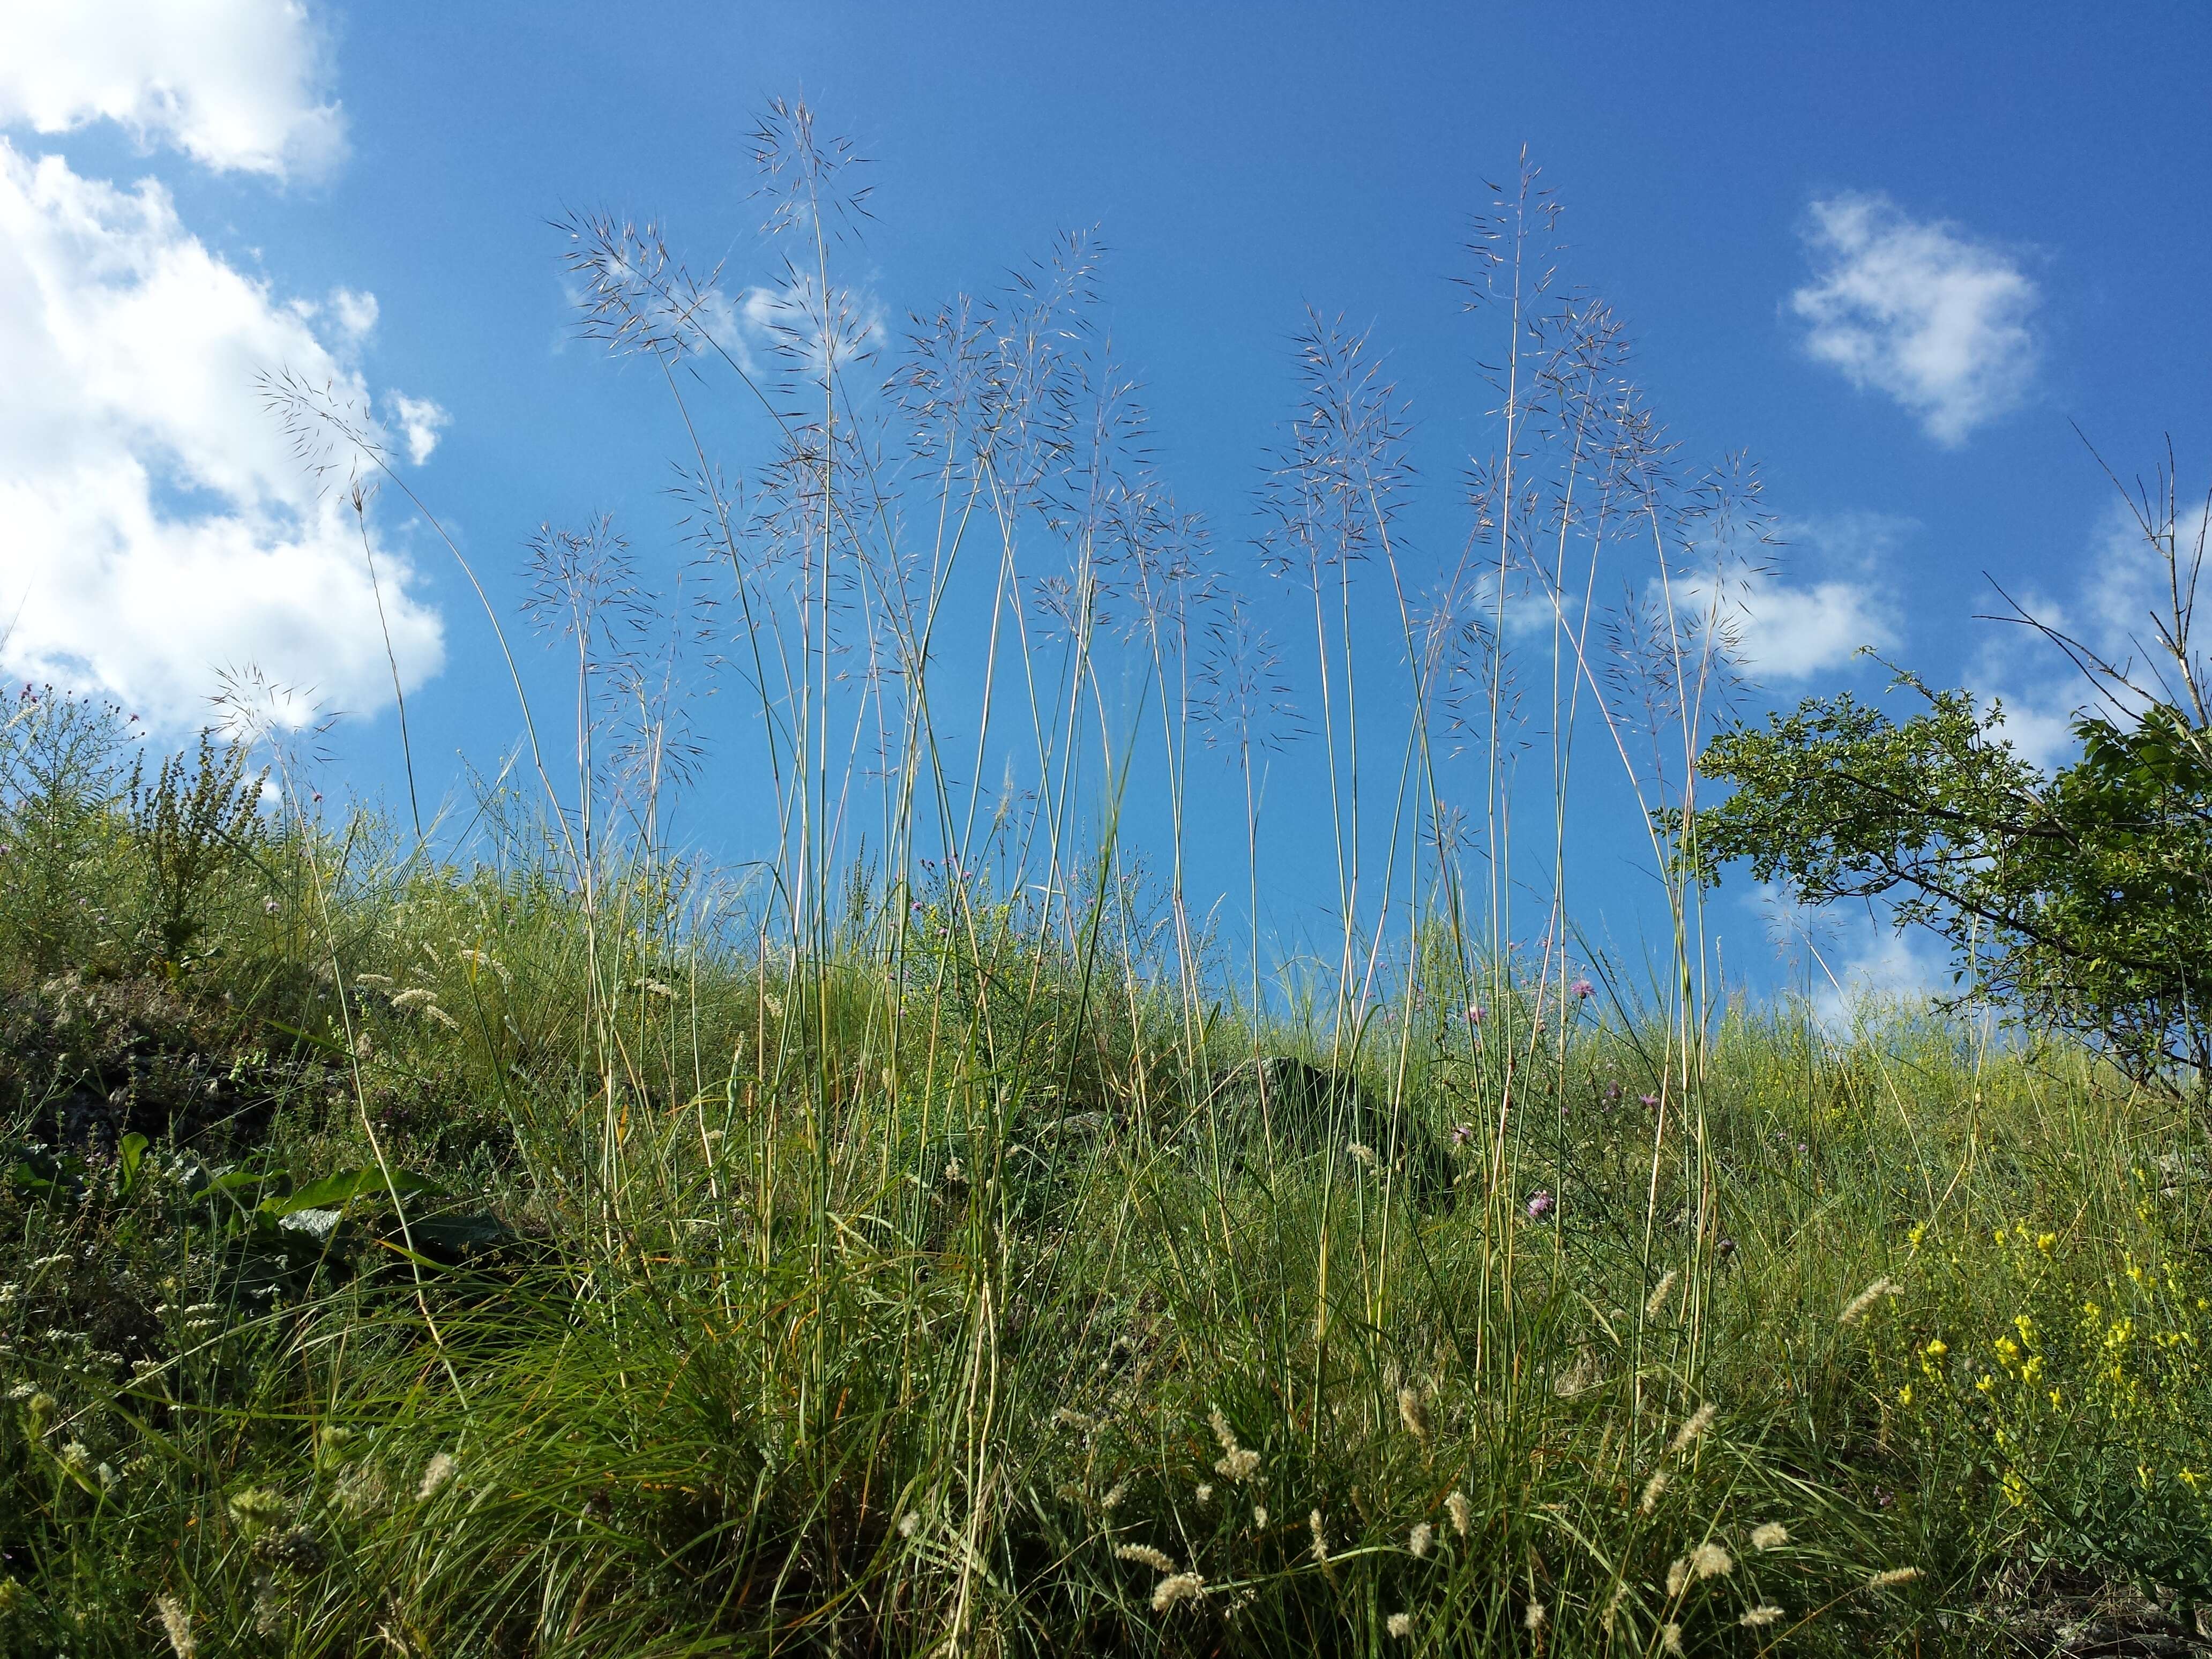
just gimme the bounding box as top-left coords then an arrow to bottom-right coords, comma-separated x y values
390,393 -> 450,465
0,141 -> 442,727
0,0 -> 345,182
1790,192 -> 2039,447
1748,884 -> 1948,1030
1694,512 -> 1904,684
328,285 -> 378,340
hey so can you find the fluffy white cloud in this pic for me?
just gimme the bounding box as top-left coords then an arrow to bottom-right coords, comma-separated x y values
390,393 -> 450,465
0,0 -> 345,181
1790,192 -> 2039,447
0,141 -> 442,727
1697,513 -> 1904,684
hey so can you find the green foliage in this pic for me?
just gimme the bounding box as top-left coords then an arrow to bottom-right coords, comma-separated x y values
1684,677 -> 2212,1089
128,732 -> 267,969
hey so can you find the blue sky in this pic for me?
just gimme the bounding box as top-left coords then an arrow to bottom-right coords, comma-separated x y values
4,2 -> 2209,1003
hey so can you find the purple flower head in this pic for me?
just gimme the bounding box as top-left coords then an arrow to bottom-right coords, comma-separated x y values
1569,977 -> 1594,1000
1451,1122 -> 1474,1146
1603,1082 -> 1623,1103
1464,1004 -> 1485,1026
1525,1189 -> 1556,1222
1638,1093 -> 1660,1109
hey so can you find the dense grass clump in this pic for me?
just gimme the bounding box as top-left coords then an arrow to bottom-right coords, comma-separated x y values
1,717 -> 2209,1657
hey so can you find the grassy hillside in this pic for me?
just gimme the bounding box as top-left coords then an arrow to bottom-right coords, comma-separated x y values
2,712 -> 2209,1657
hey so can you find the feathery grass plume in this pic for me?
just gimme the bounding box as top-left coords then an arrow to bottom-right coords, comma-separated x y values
1309,1508 -> 1330,1565
1751,1521 -> 1790,1550
353,973 -> 393,989
1209,1407 -> 1261,1481
421,1002 -> 459,1029
1645,1269 -> 1679,1319
1603,1583 -> 1629,1636
1348,1141 -> 1375,1167
156,1593 -> 195,1658
1398,1386 -> 1430,1441
1667,1558 -> 1691,1597
1839,1277 -> 1903,1326
1445,1489 -> 1473,1536
1253,1505 -> 1269,1529
1525,1600 -> 1548,1632
1690,1541 -> 1733,1579
1668,1403 -> 1717,1456
1741,1605 -> 1785,1628
896,1511 -> 921,1539
1195,1483 -> 1214,1505
1054,1407 -> 1097,1432
388,987 -> 437,1012
416,1452 -> 457,1501
1662,1623 -> 1685,1656
1100,1480 -> 1129,1512
1866,1566 -> 1921,1590
1641,1471 -> 1669,1513
1408,1521 -> 1433,1558
1116,1544 -> 1177,1573
1387,1611 -> 1414,1639
1150,1572 -> 1206,1612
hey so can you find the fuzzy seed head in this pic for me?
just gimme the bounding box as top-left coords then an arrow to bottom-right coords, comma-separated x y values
1309,1508 -> 1329,1564
1839,1277 -> 1903,1327
1662,1622 -> 1685,1656
1116,1543 -> 1177,1574
1408,1521 -> 1433,1558
1445,1489 -> 1473,1536
1525,1599 -> 1548,1632
1387,1611 -> 1414,1639
896,1511 -> 920,1539
1741,1604 -> 1785,1628
1751,1521 -> 1790,1550
1691,1541 -> 1733,1580
1668,1402 -> 1717,1456
1398,1387 -> 1429,1441
1667,1557 -> 1691,1597
1150,1572 -> 1206,1612
1645,1269 -> 1679,1320
416,1452 -> 457,1501
1866,1566 -> 1920,1590
1640,1471 -> 1669,1513
156,1592 -> 195,1658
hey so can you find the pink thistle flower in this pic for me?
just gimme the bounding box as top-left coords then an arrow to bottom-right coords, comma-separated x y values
1526,1189 -> 1556,1222
1570,978 -> 1594,999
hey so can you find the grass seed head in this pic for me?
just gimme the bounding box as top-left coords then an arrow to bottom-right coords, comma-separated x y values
1668,1403 -> 1717,1456
1398,1386 -> 1429,1441
1387,1611 -> 1414,1639
1751,1521 -> 1789,1550
1662,1622 -> 1685,1656
1690,1541 -> 1733,1580
1742,1604 -> 1785,1628
1150,1572 -> 1206,1613
1646,1270 -> 1679,1320
1640,1471 -> 1668,1513
1839,1277 -> 1903,1326
156,1592 -> 195,1658
1309,1508 -> 1329,1564
416,1452 -> 457,1502
1408,1521 -> 1433,1558
1445,1489 -> 1472,1536
1866,1566 -> 1921,1590
1116,1543 -> 1176,1573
